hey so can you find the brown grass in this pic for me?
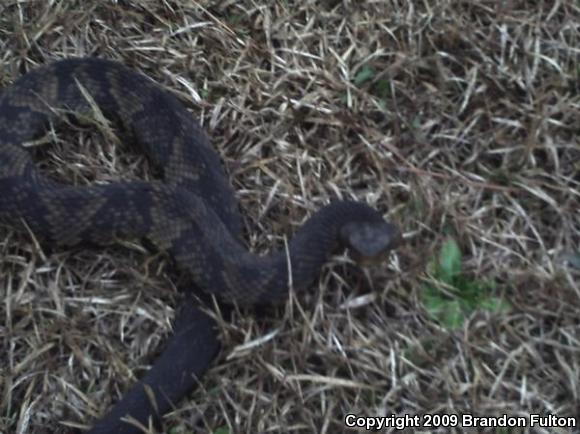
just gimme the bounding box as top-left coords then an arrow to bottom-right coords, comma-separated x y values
1,1 -> 579,433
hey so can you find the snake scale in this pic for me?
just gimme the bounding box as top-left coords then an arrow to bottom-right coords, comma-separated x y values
0,58 -> 401,431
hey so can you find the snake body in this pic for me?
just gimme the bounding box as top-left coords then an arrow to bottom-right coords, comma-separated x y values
0,58 -> 400,304
0,58 -> 400,432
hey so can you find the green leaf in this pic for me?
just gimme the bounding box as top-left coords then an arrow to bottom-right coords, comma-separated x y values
438,239 -> 462,284
226,14 -> 243,24
353,65 -> 375,86
478,297 -> 511,314
423,292 -> 447,314
442,300 -> 466,329
425,296 -> 465,330
411,116 -> 422,130
213,427 -> 231,434
373,78 -> 390,98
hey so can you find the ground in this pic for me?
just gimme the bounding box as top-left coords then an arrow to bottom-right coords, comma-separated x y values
0,1 -> 578,434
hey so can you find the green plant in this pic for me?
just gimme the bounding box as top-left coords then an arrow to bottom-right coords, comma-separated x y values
422,238 -> 510,329
353,65 -> 375,86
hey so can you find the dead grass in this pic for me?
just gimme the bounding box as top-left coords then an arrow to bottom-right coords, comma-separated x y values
0,1 -> 579,433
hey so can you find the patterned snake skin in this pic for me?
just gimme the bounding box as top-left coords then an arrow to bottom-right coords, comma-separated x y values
0,58 -> 401,432
0,58 -> 401,305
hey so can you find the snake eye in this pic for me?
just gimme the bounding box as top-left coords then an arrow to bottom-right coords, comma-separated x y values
340,221 -> 402,266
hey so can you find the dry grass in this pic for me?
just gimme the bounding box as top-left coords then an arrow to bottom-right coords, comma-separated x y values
1,1 -> 579,433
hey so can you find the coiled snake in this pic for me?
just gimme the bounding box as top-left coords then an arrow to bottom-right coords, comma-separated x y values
0,58 -> 401,432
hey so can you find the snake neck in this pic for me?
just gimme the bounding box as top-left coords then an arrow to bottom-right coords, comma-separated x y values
172,200 -> 387,305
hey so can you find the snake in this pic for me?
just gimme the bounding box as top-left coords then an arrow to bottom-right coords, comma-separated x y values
0,58 -> 401,431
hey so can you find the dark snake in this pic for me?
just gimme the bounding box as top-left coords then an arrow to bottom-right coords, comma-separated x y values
0,58 -> 401,432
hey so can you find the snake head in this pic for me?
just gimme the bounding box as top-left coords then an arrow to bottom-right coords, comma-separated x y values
340,220 -> 403,266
